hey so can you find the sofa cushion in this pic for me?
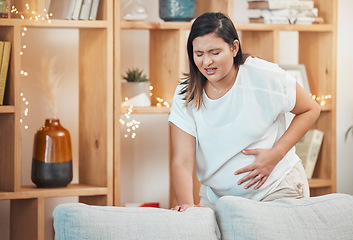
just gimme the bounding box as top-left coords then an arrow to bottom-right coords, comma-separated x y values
53,203 -> 219,240
215,193 -> 353,240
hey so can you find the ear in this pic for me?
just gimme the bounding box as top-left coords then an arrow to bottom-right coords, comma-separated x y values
232,40 -> 239,57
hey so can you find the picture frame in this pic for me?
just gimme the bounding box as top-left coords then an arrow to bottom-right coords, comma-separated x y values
280,64 -> 311,93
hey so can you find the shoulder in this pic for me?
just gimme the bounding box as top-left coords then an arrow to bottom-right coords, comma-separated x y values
172,77 -> 191,106
239,57 -> 295,95
173,78 -> 189,102
243,56 -> 284,74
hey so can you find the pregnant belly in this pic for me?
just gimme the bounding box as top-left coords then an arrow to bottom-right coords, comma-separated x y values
201,156 -> 276,202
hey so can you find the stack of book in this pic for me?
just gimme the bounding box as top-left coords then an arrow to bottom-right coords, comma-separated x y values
0,41 -> 11,105
49,0 -> 100,20
248,0 -> 322,24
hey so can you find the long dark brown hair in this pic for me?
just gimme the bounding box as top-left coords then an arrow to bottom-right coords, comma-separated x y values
180,12 -> 246,109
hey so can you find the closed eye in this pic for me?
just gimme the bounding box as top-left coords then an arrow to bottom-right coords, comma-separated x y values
194,51 -> 203,57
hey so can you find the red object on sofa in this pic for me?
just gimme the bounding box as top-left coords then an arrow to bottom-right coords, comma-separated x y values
139,202 -> 160,208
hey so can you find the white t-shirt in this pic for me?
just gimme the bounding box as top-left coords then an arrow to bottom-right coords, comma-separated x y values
168,57 -> 300,204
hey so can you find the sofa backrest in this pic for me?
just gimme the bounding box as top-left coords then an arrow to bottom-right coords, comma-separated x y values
53,203 -> 220,240
216,193 -> 353,240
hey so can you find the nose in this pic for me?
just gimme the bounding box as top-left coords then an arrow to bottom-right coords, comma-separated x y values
203,55 -> 213,66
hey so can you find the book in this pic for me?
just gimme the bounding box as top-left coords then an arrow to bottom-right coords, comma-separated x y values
249,16 -> 322,24
79,0 -> 93,20
249,17 -> 289,24
89,0 -> 100,20
295,129 -> 324,179
0,41 -> 11,105
261,8 -> 318,19
253,8 -> 318,24
49,0 -> 72,19
67,0 -> 77,19
71,0 -> 83,20
248,0 -> 314,10
0,41 -> 4,70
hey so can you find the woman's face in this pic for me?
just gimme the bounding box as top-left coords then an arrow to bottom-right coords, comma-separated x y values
192,33 -> 238,84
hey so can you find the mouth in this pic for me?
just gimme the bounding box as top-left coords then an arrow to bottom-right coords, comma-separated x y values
205,68 -> 217,75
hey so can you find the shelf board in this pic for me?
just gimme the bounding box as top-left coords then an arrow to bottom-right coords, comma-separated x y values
308,178 -> 333,188
121,21 -> 192,30
0,183 -> 108,200
235,23 -> 334,32
120,21 -> 334,32
0,105 -> 15,113
121,106 -> 170,114
0,19 -> 108,28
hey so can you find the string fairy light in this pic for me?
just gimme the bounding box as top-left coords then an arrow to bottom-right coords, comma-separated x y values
120,100 -> 141,139
120,83 -> 172,138
19,92 -> 29,129
149,85 -> 171,107
11,4 -> 52,22
13,3 -> 52,130
311,94 -> 332,107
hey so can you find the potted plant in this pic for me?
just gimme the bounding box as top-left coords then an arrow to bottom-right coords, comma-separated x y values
121,68 -> 151,107
345,125 -> 353,141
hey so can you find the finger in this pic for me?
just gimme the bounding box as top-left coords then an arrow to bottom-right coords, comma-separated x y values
244,175 -> 263,189
197,203 -> 204,207
234,164 -> 255,175
237,171 -> 258,185
254,176 -> 268,190
241,149 -> 257,155
180,204 -> 189,212
171,206 -> 181,211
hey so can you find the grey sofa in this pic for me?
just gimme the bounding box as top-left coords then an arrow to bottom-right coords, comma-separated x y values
53,193 -> 353,240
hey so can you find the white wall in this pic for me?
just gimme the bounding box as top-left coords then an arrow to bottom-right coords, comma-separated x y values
336,0 -> 353,195
1,0 -> 353,239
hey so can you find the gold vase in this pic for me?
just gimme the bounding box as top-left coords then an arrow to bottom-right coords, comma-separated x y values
31,119 -> 73,188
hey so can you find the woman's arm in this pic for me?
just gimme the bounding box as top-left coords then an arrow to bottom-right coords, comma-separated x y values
170,123 -> 201,211
235,83 -> 321,189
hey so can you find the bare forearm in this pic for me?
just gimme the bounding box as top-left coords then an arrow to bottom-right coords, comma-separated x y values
171,161 -> 194,205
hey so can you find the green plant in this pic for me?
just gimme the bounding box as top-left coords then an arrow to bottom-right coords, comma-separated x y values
123,68 -> 149,82
345,125 -> 353,141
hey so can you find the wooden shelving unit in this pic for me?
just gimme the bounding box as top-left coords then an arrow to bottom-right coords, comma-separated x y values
0,0 -> 114,239
0,0 -> 336,238
114,0 -> 337,207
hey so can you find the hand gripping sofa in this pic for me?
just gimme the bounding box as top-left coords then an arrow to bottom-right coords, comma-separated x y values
53,193 -> 353,240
